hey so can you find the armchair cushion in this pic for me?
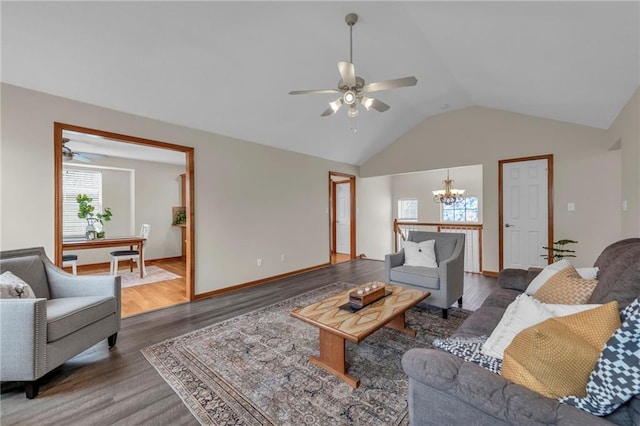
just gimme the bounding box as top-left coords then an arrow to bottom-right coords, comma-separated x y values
1,271 -> 36,299
389,265 -> 439,289
403,240 -> 437,267
47,296 -> 118,342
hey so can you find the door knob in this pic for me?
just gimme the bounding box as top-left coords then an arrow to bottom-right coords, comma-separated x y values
505,223 -> 514,227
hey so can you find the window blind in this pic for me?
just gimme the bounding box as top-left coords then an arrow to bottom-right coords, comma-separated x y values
63,168 -> 103,237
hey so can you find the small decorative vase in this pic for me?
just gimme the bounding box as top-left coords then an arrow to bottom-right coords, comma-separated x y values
85,220 -> 98,240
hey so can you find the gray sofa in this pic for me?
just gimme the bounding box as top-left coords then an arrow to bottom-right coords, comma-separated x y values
0,247 -> 121,398
385,231 -> 465,318
402,238 -> 640,425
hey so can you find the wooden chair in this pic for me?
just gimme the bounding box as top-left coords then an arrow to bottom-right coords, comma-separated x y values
110,224 -> 150,276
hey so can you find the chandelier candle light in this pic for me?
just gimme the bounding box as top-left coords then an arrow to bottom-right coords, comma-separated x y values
433,170 -> 465,205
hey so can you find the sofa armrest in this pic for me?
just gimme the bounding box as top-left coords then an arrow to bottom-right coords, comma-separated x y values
45,262 -> 121,299
497,268 -> 541,292
402,348 -> 612,425
385,250 -> 405,281
0,299 -> 47,381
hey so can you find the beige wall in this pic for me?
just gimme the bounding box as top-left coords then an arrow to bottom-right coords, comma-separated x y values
356,175 -> 393,261
1,84 -> 357,294
360,106 -> 622,270
608,88 -> 640,236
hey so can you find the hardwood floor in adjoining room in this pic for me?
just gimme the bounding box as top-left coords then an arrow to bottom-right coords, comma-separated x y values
67,258 -> 189,318
0,260 -> 497,425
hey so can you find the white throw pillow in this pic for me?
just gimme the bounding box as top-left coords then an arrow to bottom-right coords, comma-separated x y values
403,240 -> 438,268
576,267 -> 599,280
524,259 -> 570,295
0,271 -> 36,299
481,294 -> 600,359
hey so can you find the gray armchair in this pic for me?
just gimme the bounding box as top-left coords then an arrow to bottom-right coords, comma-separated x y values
0,247 -> 120,398
385,231 -> 465,318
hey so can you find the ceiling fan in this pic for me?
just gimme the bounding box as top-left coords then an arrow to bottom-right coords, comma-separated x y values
289,12 -> 418,118
62,138 -> 107,163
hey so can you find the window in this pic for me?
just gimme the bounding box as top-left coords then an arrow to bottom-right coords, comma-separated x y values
63,167 -> 103,237
442,196 -> 479,223
398,198 -> 418,221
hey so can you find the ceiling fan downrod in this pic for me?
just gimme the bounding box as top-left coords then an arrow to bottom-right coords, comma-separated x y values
345,13 -> 358,64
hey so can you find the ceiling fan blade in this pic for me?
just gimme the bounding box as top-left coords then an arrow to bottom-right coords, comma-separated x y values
77,152 -> 107,159
337,61 -> 356,87
321,106 -> 335,117
363,76 -> 418,93
289,89 -> 340,95
361,96 -> 391,112
72,154 -> 93,163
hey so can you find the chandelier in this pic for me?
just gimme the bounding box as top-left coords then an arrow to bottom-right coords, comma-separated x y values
432,170 -> 465,205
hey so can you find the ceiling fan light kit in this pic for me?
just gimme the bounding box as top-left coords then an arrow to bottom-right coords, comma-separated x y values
289,12 -> 418,125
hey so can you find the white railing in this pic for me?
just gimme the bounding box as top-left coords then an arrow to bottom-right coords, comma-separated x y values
393,219 -> 483,273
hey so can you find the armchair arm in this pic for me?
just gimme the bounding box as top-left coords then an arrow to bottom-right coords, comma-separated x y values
385,250 -> 405,282
438,238 -> 465,302
402,348 -> 611,425
0,299 -> 47,381
45,262 -> 121,299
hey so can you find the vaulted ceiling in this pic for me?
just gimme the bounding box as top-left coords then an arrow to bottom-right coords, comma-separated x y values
2,2 -> 639,165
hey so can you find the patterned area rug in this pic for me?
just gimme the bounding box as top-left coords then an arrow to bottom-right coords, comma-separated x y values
118,265 -> 181,288
142,282 -> 470,425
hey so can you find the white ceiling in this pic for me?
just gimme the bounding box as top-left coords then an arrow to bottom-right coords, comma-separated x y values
3,2 -> 639,166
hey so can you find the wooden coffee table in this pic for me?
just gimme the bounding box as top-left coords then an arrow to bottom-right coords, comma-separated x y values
290,282 -> 430,388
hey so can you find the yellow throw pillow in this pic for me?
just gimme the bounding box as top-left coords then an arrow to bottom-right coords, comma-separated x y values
534,264 -> 598,304
502,301 -> 620,399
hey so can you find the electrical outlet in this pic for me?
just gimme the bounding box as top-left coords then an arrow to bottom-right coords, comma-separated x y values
281,254 -> 286,262
257,258 -> 262,267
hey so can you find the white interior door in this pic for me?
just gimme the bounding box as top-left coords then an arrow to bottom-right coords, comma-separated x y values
336,183 -> 350,254
502,158 -> 549,269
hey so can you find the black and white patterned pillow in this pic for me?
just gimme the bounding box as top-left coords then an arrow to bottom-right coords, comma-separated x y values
0,271 -> 36,299
433,336 -> 502,374
559,297 -> 640,416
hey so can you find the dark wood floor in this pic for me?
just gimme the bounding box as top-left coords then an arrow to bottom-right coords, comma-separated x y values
0,259 -> 497,425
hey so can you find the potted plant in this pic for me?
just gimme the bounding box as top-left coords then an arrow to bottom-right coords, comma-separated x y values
173,210 -> 187,226
542,239 -> 578,261
76,194 -> 113,240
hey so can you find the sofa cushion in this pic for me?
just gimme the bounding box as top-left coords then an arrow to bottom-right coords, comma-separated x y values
589,242 -> 640,311
453,306 -> 505,338
480,287 -> 521,310
560,297 -> 640,416
46,296 -> 117,342
0,255 -> 50,299
390,265 -> 439,289
534,265 -> 598,304
502,301 -> 620,399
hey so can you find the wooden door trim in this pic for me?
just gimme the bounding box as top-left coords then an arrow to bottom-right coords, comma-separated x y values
54,122 -> 196,301
329,172 -> 357,260
498,154 -> 554,271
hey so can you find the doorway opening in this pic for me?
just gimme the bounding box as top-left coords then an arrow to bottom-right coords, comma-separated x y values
54,123 -> 195,317
499,154 -> 554,270
329,172 -> 356,265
